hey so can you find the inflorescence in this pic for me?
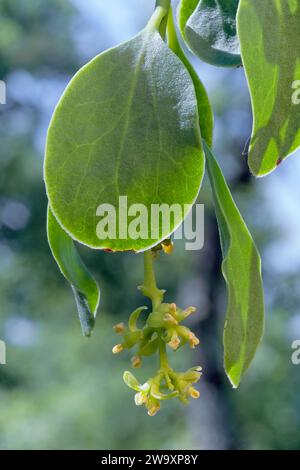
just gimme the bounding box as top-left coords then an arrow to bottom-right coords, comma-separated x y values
112,245 -> 202,416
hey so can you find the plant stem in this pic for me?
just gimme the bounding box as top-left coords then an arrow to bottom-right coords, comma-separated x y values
166,6 -> 179,52
142,250 -> 164,310
155,0 -> 171,10
148,0 -> 171,37
158,339 -> 169,370
167,6 -> 188,61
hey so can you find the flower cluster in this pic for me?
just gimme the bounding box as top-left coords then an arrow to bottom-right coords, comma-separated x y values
123,366 -> 202,416
113,299 -> 202,415
112,248 -> 202,416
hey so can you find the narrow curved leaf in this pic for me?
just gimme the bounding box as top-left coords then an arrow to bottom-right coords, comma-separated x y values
238,0 -> 300,176
47,206 -> 100,337
204,141 -> 264,388
180,0 -> 241,67
167,7 -> 214,147
45,9 -> 204,252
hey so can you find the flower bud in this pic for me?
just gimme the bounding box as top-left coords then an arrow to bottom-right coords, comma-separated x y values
112,344 -> 124,354
164,313 -> 178,326
188,332 -> 200,349
168,331 -> 180,350
113,322 -> 125,334
131,355 -> 142,368
162,241 -> 174,255
189,387 -> 200,399
147,402 -> 161,417
169,303 -> 177,316
184,307 -> 197,318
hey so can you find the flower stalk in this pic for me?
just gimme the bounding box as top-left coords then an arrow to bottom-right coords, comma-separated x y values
113,246 -> 202,416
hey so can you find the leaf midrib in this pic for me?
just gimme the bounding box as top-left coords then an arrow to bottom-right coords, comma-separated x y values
114,33 -> 149,197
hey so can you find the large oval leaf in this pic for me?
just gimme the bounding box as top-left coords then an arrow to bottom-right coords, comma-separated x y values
204,141 -> 264,388
45,13 -> 204,252
47,206 -> 100,337
238,0 -> 300,176
179,0 -> 242,67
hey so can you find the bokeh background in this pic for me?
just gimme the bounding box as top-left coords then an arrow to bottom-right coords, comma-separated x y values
1,0 -> 300,450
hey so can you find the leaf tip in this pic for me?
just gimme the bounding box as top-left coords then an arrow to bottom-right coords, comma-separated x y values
226,370 -> 240,390
71,286 -> 97,338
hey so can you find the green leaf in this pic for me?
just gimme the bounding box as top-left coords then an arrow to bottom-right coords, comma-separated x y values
47,206 -> 100,337
167,7 -> 214,147
44,8 -> 204,252
179,0 -> 242,67
238,0 -> 300,176
177,0 -> 199,39
203,141 -> 264,388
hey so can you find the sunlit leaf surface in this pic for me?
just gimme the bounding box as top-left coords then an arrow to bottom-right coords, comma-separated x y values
238,0 -> 300,176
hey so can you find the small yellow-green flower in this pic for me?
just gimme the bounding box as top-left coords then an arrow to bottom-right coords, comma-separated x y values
123,365 -> 202,416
